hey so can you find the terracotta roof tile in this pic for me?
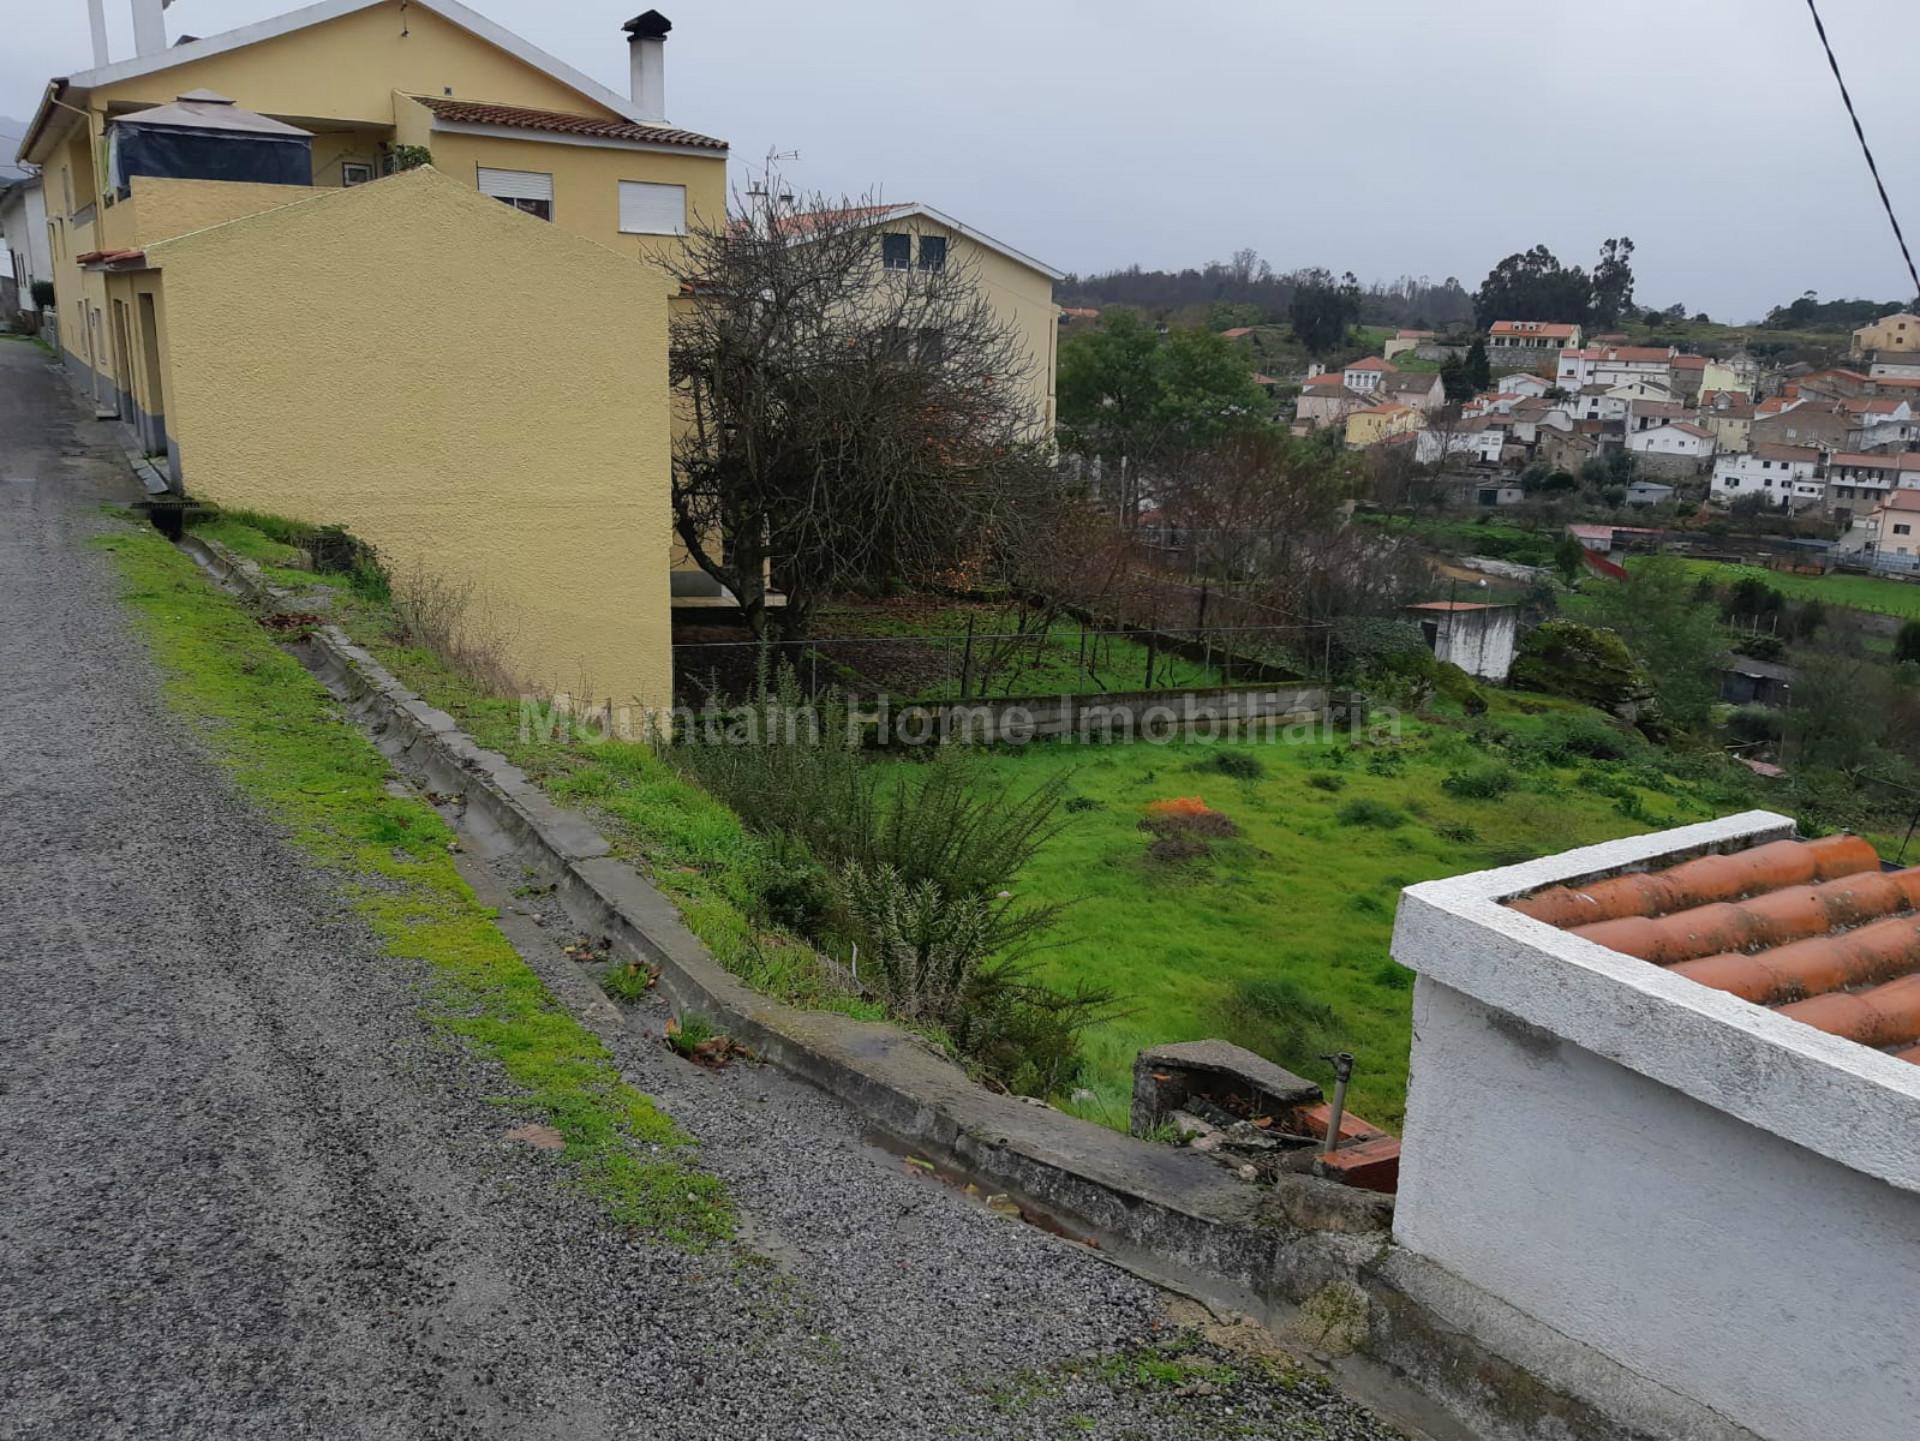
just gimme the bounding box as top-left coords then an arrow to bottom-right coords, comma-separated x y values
412,94 -> 727,151
1508,835 -> 1920,1062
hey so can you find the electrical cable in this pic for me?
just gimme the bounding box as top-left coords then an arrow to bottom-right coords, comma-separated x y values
1804,0 -> 1920,303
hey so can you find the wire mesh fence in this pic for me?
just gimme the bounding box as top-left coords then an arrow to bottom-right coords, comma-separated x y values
671,619 -> 1330,704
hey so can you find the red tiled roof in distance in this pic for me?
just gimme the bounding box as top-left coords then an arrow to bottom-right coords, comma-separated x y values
410,94 -> 727,151
1346,356 -> 1398,372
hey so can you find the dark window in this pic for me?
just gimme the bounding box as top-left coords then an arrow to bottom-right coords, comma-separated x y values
917,235 -> 947,272
881,232 -> 911,269
918,328 -> 944,365
499,195 -> 551,221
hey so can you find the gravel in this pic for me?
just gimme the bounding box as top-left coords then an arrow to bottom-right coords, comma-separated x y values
0,341 -> 1410,1440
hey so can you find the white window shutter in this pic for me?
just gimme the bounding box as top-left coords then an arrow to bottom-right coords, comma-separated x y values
618,180 -> 686,235
477,167 -> 553,203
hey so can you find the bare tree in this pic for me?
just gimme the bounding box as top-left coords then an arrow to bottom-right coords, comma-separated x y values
663,176 -> 1052,643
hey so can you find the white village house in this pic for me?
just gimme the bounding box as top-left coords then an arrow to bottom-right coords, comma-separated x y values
1709,444 -> 1823,510
1625,420 -> 1714,474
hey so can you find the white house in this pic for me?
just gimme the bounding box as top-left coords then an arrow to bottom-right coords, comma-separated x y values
0,176 -> 51,322
1294,373 -> 1367,429
1869,357 -> 1920,381
1342,356 -> 1397,394
1557,346 -> 1675,393
1625,420 -> 1714,473
1415,415 -> 1505,465
1710,444 -> 1823,509
1390,815 -> 1920,1441
1495,371 -> 1554,398
1626,398 -> 1694,433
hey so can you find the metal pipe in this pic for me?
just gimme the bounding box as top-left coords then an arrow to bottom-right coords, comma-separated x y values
1319,1051 -> 1354,1155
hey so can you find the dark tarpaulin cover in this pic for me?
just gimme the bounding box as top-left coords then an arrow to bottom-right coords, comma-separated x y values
111,124 -> 312,198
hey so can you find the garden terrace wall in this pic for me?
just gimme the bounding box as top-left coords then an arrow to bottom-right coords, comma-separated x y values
873,683 -> 1342,745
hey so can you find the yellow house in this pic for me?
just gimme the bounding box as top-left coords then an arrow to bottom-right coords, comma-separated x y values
19,0 -> 726,454
1345,401 -> 1423,449
786,203 -> 1063,435
15,0 -> 721,716
1853,310 -> 1920,356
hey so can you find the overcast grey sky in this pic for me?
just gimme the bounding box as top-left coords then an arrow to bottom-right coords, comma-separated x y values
7,0 -> 1918,320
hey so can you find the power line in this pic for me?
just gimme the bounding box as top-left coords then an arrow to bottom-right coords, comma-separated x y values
1804,0 -> 1920,304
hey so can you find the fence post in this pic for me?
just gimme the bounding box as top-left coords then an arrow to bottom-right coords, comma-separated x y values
959,616 -> 975,699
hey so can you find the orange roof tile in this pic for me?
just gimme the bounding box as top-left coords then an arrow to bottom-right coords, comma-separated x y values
411,94 -> 727,151
1345,356 -> 1398,372
1508,835 -> 1920,1062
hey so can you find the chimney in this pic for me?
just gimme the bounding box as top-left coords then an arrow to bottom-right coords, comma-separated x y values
87,0 -> 110,66
130,0 -> 167,58
622,10 -> 670,123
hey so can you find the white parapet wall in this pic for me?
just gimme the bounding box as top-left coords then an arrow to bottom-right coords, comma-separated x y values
1388,811 -> 1920,1441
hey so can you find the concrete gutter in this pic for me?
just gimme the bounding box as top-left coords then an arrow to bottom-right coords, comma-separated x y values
172,529 -> 1748,1440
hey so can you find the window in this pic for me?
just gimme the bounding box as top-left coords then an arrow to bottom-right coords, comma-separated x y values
476,166 -> 553,220
881,232 -> 911,270
341,162 -> 373,187
917,328 -> 944,365
917,235 -> 947,272
618,180 -> 686,235
1896,524 -> 1912,536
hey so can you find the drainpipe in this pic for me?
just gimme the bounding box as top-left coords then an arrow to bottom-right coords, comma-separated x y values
1319,1052 -> 1354,1155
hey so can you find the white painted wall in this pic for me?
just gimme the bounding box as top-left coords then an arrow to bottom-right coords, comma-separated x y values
1419,607 -> 1515,680
1392,814 -> 1920,1441
1394,978 -> 1919,1441
0,179 -> 51,311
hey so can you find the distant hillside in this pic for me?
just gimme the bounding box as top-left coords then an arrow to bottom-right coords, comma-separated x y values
1061,257 -> 1475,333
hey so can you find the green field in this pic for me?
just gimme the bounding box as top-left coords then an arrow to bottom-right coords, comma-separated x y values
870,695 -> 1761,1131
1653,557 -> 1920,620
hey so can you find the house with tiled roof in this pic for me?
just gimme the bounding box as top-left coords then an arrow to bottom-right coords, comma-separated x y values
1294,372 -> 1367,429
1556,345 -> 1675,393
1709,443 -> 1824,510
16,0 -> 741,715
1487,319 -> 1582,350
1342,354 -> 1398,393
1624,418 -> 1714,475
1343,399 -> 1423,449
1378,369 -> 1445,411
1825,450 -> 1920,520
1700,389 -> 1756,452
1848,485 -> 1920,562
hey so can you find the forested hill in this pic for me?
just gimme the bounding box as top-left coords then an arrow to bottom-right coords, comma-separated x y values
1060,256 -> 1474,332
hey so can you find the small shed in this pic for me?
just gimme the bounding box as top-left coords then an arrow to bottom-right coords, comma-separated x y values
1721,657 -> 1795,708
1405,601 -> 1518,682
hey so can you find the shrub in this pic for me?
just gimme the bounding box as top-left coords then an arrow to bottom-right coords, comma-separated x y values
1207,749 -> 1265,780
1510,620 -> 1645,713
1433,820 -> 1478,843
1140,796 -> 1240,859
1535,712 -> 1639,763
1364,748 -> 1406,777
1308,772 -> 1346,793
1441,762 -> 1515,799
1337,797 -> 1405,828
30,279 -> 54,308
751,832 -> 833,934
1724,703 -> 1783,748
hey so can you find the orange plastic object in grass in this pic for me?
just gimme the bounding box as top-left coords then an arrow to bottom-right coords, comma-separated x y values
1145,796 -> 1217,819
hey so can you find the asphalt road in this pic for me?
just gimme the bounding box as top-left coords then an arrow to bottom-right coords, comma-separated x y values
0,339 -> 1408,1441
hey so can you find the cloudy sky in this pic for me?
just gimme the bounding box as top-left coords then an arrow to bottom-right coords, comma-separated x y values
7,0 -> 1917,320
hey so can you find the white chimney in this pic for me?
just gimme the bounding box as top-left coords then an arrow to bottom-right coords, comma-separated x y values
87,0 -> 110,66
622,10 -> 669,124
130,0 -> 167,58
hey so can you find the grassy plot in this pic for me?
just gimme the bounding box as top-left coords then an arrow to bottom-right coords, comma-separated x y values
96,522 -> 732,1246
870,695 -> 1762,1131
1653,556 -> 1920,621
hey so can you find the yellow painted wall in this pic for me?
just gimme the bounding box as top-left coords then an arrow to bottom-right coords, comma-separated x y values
868,214 -> 1057,433
1855,313 -> 1920,355
148,168 -> 673,715
86,2 -> 620,129
411,108 -> 725,283
1344,406 -> 1420,448
104,176 -> 326,251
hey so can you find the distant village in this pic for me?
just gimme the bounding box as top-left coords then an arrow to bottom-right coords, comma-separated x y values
1273,311 -> 1920,567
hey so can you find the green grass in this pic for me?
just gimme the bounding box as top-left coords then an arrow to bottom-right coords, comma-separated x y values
871,693 -> 1761,1131
1652,557 -> 1920,620
96,521 -> 732,1247
1,331 -> 54,353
